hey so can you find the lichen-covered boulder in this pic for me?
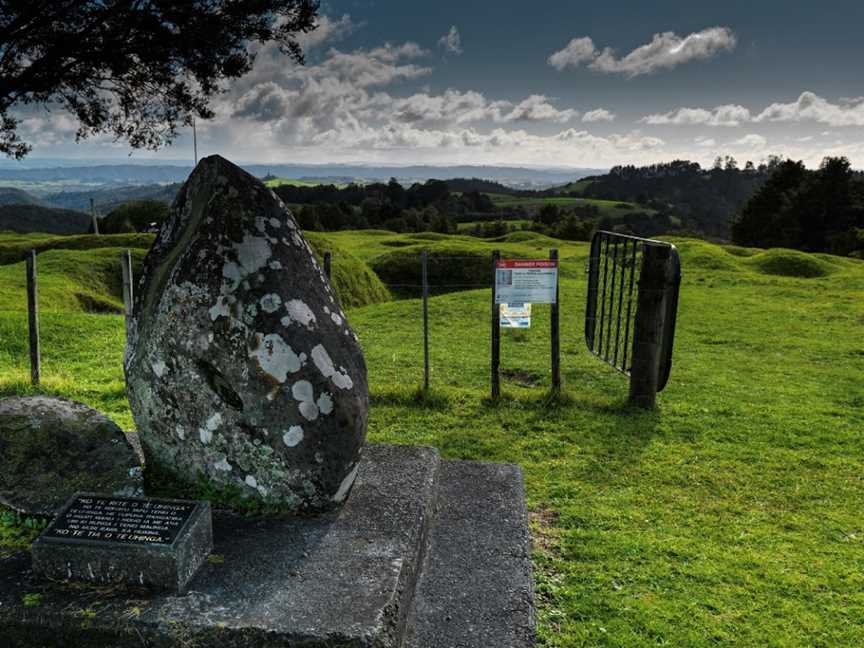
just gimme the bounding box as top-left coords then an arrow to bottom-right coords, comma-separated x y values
125,155 -> 368,513
0,396 -> 143,516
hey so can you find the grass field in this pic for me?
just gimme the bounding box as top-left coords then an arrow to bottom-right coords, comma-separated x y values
263,177 -> 348,189
484,192 -> 655,219
1,229 -> 863,646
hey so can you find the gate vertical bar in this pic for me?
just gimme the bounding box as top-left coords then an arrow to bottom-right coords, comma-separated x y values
612,239 -> 628,367
629,244 -> 672,408
550,248 -> 561,392
604,238 -> 619,361
491,250 -> 501,400
26,249 -> 40,386
622,240 -> 639,373
422,250 -> 430,392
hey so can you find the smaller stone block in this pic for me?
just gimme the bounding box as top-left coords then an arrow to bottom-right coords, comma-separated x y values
31,493 -> 212,593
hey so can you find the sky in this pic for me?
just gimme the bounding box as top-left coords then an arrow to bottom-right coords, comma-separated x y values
15,0 -> 864,169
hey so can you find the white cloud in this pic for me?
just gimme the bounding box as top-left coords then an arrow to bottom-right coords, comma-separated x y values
297,14 -> 357,50
640,104 -> 750,127
438,26 -> 463,55
500,95 -> 579,123
732,134 -> 768,148
549,27 -> 736,77
694,136 -> 717,148
582,108 -> 616,123
547,37 -> 597,71
755,91 -> 864,126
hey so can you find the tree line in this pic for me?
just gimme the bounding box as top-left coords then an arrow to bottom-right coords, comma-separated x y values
732,157 -> 864,257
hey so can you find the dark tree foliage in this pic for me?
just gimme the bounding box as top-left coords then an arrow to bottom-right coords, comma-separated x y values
732,157 -> 864,256
575,159 -> 772,238
0,0 -> 318,158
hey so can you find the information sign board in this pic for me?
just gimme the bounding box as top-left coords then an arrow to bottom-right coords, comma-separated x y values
500,303 -> 531,328
495,260 -> 558,304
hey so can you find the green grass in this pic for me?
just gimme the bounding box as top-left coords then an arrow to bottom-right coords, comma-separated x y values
264,177 -> 347,189
1,231 -> 863,646
483,193 -> 656,219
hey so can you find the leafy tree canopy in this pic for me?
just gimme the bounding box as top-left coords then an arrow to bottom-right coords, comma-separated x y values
0,0 -> 318,158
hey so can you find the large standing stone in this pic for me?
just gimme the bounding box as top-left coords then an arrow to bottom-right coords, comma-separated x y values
0,396 -> 143,516
125,155 -> 368,513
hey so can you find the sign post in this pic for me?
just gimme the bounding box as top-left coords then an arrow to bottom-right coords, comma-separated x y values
550,248 -> 560,392
491,250 -> 501,400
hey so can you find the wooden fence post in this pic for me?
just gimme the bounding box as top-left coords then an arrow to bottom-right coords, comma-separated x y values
323,251 -> 332,280
90,198 -> 99,235
628,243 -> 672,408
120,250 -> 134,331
26,249 -> 40,386
550,248 -> 561,393
491,250 -> 501,400
421,250 -> 430,392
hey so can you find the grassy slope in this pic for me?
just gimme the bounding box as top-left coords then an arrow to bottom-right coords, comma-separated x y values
484,192 -> 656,219
1,231 -> 863,646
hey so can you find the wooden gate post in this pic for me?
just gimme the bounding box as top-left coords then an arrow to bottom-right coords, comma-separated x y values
25,249 -> 40,386
491,250 -> 501,400
550,248 -> 561,393
421,251 -> 430,392
628,243 -> 672,408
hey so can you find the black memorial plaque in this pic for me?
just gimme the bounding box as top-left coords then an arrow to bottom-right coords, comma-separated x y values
32,492 -> 212,593
46,495 -> 197,546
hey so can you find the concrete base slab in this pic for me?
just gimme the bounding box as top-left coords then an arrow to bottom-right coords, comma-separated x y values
0,444 -> 534,647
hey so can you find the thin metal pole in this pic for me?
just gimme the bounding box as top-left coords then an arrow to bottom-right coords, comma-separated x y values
422,251 -> 430,392
550,248 -> 560,393
604,238 -> 619,361
26,249 -> 40,386
622,242 -> 639,372
597,235 -> 611,357
613,239 -> 628,367
491,249 -> 501,400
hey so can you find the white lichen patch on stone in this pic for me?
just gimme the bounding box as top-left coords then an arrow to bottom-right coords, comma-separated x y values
268,260 -> 282,270
199,427 -> 213,444
317,392 -> 334,416
330,312 -> 343,326
255,217 -> 267,233
175,424 -> 186,440
151,359 -> 167,377
206,412 -> 222,431
259,293 -> 282,313
281,299 -> 317,330
222,261 -> 244,291
332,463 -> 360,502
214,456 -> 233,471
249,333 -> 301,383
283,426 -> 304,447
269,217 -> 282,228
292,380 -> 319,421
209,296 -> 230,321
323,306 -> 330,315
236,235 -> 272,275
311,344 -> 354,390
245,475 -> 258,489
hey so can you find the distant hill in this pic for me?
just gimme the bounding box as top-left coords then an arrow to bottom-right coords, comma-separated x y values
45,183 -> 181,211
555,160 -> 770,238
0,187 -> 42,206
0,204 -> 91,235
444,178 -> 517,194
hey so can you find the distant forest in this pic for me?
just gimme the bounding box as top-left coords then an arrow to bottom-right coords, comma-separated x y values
2,155 -> 862,257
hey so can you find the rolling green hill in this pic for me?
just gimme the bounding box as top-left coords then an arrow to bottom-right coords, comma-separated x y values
0,204 -> 91,235
0,187 -> 42,206
0,230 -> 862,646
